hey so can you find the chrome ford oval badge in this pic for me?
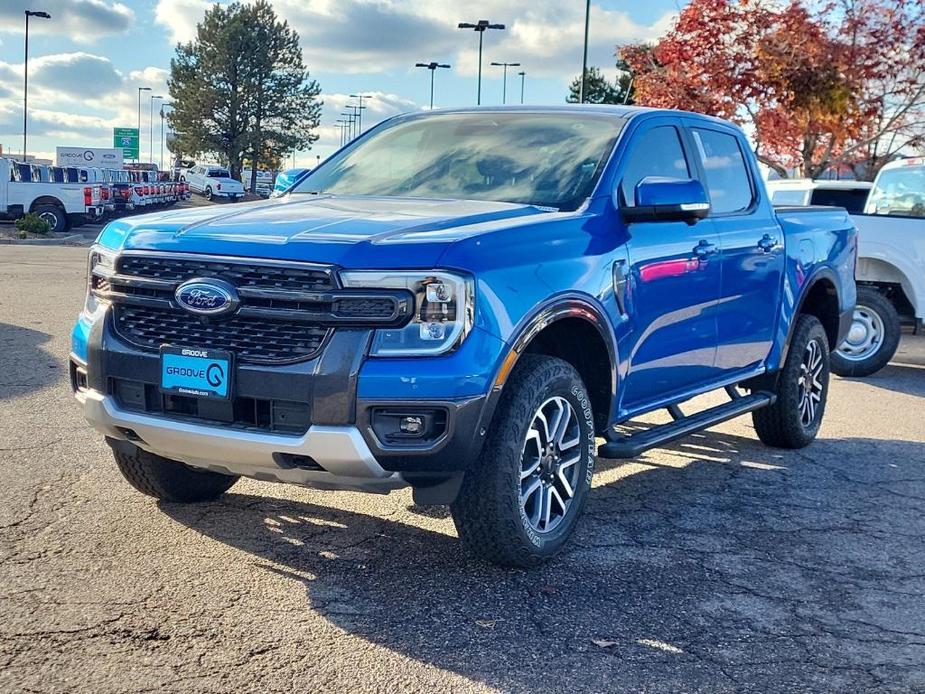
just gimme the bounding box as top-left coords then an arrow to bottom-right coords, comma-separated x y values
175,278 -> 239,316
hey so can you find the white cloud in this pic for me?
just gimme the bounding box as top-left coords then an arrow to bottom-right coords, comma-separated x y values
154,0 -> 210,46
151,0 -> 676,79
0,52 -> 170,149
0,0 -> 133,42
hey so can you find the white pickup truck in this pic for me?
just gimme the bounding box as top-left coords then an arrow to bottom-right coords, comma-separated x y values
1,157 -> 104,233
837,159 -> 925,376
768,168 -> 924,376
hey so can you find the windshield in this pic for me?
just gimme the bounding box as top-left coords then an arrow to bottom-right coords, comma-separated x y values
865,164 -> 925,217
208,169 -> 230,178
293,112 -> 624,211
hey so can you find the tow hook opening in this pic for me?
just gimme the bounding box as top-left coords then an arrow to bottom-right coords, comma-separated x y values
273,453 -> 325,471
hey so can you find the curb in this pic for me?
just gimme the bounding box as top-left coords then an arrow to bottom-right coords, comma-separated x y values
0,234 -> 92,246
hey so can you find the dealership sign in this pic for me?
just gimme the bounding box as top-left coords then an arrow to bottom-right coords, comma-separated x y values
57,146 -> 124,169
113,127 -> 140,160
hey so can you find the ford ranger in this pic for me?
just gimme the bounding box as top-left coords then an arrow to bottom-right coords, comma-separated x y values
71,107 -> 856,566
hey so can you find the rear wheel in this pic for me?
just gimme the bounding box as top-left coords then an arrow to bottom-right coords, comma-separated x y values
451,355 -> 595,567
831,287 -> 900,377
753,314 -> 829,449
112,445 -> 238,502
33,204 -> 67,233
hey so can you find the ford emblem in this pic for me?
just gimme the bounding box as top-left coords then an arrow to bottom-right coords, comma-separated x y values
175,278 -> 239,316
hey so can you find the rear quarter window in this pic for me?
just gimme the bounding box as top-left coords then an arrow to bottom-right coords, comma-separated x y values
692,128 -> 754,214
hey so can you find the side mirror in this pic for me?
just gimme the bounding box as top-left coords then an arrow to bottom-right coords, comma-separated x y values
621,177 -> 710,224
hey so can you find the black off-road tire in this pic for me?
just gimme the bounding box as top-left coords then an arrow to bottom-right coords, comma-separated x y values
33,204 -> 67,233
450,355 -> 596,567
753,314 -> 830,449
831,287 -> 901,378
112,446 -> 238,502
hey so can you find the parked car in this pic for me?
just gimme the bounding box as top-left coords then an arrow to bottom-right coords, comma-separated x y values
271,167 -> 311,197
0,157 -> 103,232
766,179 -> 872,214
185,165 -> 245,201
71,106 -> 856,566
832,158 -> 925,376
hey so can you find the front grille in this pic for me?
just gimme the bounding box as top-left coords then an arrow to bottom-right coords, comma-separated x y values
114,305 -> 328,363
94,253 -> 411,365
118,255 -> 333,291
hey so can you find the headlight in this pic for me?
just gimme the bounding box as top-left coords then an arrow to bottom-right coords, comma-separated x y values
83,246 -> 115,319
340,270 -> 474,356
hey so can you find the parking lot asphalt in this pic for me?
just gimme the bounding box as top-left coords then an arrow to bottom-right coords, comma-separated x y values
1,245 -> 924,693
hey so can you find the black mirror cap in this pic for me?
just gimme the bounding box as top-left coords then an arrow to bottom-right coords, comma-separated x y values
621,201 -> 710,224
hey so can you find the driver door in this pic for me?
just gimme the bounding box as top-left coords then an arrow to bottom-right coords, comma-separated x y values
613,119 -> 723,412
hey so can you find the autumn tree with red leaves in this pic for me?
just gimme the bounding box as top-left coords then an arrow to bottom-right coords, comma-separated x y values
621,0 -> 925,179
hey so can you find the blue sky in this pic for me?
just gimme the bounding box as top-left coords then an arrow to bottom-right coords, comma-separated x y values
0,0 -> 685,166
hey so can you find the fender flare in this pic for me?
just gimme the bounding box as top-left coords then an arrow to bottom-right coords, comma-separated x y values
486,293 -> 619,431
779,266 -> 843,369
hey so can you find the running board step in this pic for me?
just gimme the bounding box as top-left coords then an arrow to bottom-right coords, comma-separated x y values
598,391 -> 776,459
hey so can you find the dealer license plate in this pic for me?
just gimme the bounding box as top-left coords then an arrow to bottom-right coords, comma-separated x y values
160,346 -> 232,400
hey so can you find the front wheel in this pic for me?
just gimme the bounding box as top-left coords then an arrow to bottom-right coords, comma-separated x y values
753,314 -> 830,449
831,287 -> 901,377
205,186 -> 213,201
112,446 -> 238,502
451,355 -> 596,567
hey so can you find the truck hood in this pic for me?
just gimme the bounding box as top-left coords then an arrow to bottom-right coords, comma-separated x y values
97,194 -> 551,267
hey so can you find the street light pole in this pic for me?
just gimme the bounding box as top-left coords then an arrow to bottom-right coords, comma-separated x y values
458,20 -> 505,106
349,94 -> 372,135
149,94 -> 162,166
160,103 -> 171,172
518,70 -> 526,104
580,0 -> 591,103
136,86 -> 150,163
22,10 -> 51,160
490,62 -> 520,104
415,62 -> 451,110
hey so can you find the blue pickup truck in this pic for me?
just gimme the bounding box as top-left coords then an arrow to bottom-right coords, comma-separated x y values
71,106 -> 856,566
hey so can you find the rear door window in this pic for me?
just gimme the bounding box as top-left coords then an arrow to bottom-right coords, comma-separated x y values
692,128 -> 754,214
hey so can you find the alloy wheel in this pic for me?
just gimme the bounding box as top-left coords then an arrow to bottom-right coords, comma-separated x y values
798,339 -> 825,427
520,396 -> 583,534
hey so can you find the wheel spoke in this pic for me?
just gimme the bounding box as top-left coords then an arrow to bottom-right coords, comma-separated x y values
541,485 -> 553,529
520,457 -> 541,480
550,486 -> 566,514
535,410 -> 552,446
521,478 -> 542,508
557,467 -> 575,498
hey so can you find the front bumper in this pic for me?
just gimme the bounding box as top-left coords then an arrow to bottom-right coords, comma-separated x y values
71,306 -> 504,498
76,386 -> 405,494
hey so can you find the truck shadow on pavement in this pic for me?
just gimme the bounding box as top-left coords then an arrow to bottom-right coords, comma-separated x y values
0,322 -> 60,400
161,429 -> 925,692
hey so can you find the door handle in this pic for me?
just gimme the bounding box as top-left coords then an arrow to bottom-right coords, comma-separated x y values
757,234 -> 779,253
693,240 -> 718,259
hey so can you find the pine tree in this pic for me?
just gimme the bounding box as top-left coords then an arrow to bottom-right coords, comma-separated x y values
167,1 -> 322,190
567,64 -> 634,105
